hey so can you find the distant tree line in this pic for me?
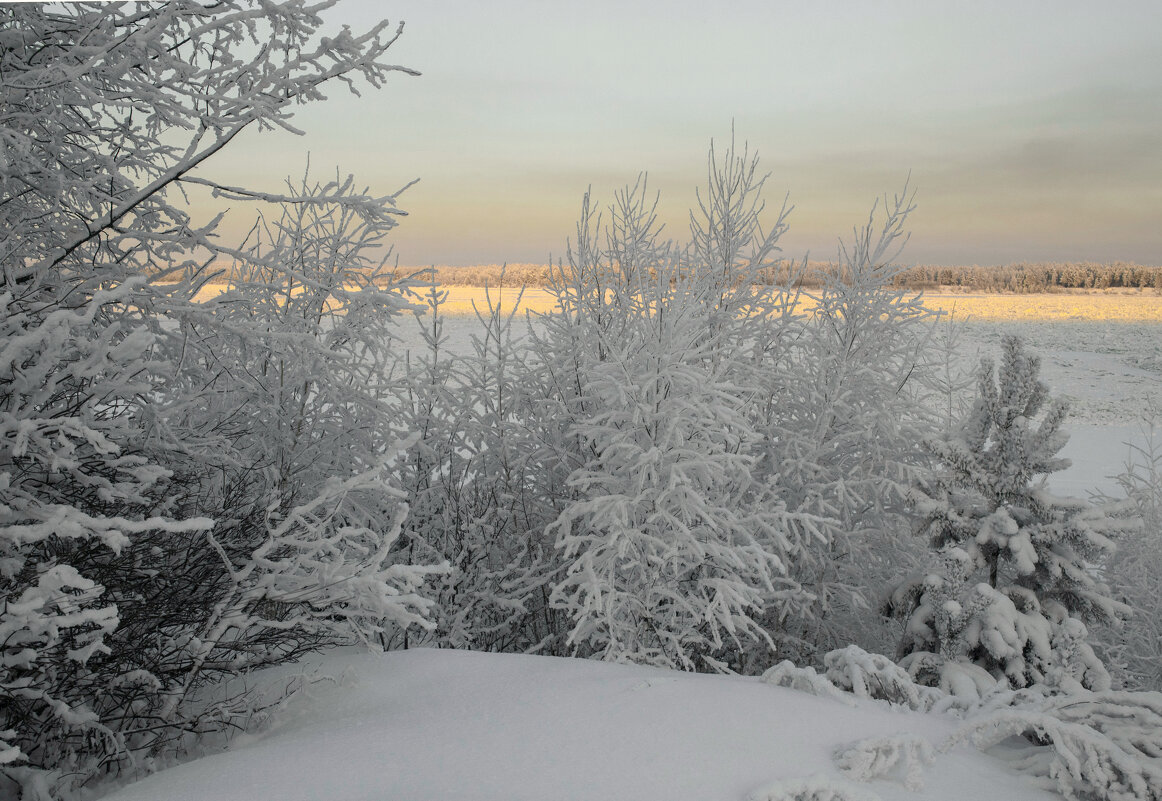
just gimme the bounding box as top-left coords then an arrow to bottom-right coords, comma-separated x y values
418,260 -> 1162,293
891,261 -> 1162,292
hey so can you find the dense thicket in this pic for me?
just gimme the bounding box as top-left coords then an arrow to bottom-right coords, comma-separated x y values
384,152 -> 947,673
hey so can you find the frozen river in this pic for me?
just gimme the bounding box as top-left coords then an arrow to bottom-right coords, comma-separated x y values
956,320 -> 1161,496
392,311 -> 1162,498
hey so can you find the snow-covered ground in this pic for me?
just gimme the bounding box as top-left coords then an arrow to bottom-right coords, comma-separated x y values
101,649 -> 1062,801
95,316 -> 1159,801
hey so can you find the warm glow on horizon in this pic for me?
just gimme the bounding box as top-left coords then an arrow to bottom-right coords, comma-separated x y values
197,0 -> 1162,269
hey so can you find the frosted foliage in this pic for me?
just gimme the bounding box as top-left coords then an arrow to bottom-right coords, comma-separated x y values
897,650 -> 1001,705
760,184 -> 937,663
763,645 -> 949,712
761,661 -> 857,706
834,733 -> 936,791
0,1 -> 413,282
132,171 -> 441,744
1,281 -> 213,793
892,336 -> 1130,690
387,282 -> 559,654
823,645 -> 939,711
1093,407 -> 1162,692
201,458 -> 435,643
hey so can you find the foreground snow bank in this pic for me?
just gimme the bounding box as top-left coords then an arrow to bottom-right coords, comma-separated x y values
99,649 -> 1059,801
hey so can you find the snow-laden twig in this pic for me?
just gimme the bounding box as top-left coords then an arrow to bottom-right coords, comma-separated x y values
747,774 -> 883,801
761,661 -> 858,707
834,733 -> 936,792
946,691 -> 1162,801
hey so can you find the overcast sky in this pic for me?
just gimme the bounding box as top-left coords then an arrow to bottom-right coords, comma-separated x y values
203,0 -> 1162,267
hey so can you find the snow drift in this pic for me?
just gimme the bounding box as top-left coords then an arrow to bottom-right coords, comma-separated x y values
99,648 -> 1063,801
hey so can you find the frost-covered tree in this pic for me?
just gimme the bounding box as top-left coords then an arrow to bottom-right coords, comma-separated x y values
1,3 -> 432,796
533,169 -> 815,671
0,281 -> 216,796
528,140 -> 941,671
761,187 -> 938,663
148,169 -> 440,699
889,336 -> 1130,691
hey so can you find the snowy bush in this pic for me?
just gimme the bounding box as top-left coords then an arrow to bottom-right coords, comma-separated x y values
0,270 -> 214,797
889,335 -> 1131,691
1092,406 -> 1162,691
538,173 -> 814,669
823,645 -> 940,711
761,661 -> 859,707
757,185 -> 938,664
762,645 -> 952,713
388,280 -> 561,653
521,138 -> 945,671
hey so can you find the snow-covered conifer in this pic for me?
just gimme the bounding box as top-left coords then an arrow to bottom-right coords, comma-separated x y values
890,336 -> 1131,691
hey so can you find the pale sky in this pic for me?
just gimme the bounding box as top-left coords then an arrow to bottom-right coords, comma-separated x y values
202,0 -> 1162,267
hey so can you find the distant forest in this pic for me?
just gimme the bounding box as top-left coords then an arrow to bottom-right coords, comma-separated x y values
415,261 -> 1162,293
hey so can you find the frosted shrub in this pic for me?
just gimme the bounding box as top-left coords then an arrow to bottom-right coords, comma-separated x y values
530,138 -> 946,671
947,691 -> 1162,801
823,645 -> 940,711
0,280 -> 214,795
390,280 -> 560,653
149,170 -> 444,713
761,662 -> 858,707
1092,407 -> 1162,691
762,645 -> 947,712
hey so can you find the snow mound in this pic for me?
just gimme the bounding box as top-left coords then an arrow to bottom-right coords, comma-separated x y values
99,649 -> 1060,801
